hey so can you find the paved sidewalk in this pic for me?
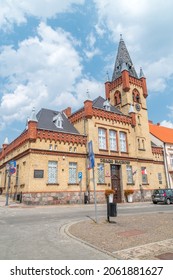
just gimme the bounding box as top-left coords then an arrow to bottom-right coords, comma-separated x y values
1,194 -> 173,259
68,212 -> 173,260
0,194 -> 24,208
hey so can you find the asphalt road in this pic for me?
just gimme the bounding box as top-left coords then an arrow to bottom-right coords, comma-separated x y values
0,202 -> 173,260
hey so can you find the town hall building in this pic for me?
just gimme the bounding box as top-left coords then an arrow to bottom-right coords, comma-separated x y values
0,36 -> 166,205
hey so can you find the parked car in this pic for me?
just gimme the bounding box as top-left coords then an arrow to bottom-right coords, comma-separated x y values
152,189 -> 173,205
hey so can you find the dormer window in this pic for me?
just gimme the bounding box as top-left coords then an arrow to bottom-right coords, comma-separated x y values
53,113 -> 63,128
103,99 -> 111,111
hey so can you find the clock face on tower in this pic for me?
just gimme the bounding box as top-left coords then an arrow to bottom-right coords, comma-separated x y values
135,103 -> 141,111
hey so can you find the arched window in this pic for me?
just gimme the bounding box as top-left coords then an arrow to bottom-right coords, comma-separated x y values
114,90 -> 121,106
132,89 -> 141,103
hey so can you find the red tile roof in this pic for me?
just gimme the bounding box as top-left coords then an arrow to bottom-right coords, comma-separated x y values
149,123 -> 173,144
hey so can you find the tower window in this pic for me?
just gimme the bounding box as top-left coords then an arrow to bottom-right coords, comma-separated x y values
114,91 -> 121,105
132,89 -> 140,103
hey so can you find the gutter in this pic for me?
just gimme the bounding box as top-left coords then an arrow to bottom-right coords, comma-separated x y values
163,143 -> 171,188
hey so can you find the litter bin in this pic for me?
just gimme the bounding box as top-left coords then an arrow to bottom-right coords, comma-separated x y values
108,202 -> 117,217
84,193 -> 88,204
16,192 -> 22,203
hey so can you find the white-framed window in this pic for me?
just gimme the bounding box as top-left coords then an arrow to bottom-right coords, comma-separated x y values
109,130 -> 117,151
98,128 -> 106,149
141,167 -> 148,184
97,163 -> 105,183
119,131 -> 127,152
69,162 -> 77,183
48,161 -> 57,183
126,165 -> 133,184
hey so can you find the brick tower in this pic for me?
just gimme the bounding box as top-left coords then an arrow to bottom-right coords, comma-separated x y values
105,35 -> 153,159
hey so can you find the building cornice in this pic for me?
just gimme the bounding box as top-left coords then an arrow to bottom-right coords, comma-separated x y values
37,129 -> 87,145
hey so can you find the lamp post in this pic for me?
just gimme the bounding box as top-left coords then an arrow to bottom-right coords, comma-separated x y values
5,164 -> 11,206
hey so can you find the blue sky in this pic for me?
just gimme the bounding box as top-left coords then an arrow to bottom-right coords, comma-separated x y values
0,0 -> 173,146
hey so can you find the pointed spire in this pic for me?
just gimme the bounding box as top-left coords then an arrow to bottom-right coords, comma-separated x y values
4,137 -> 9,145
29,107 -> 38,122
112,35 -> 138,81
139,67 -> 145,78
25,116 -> 29,129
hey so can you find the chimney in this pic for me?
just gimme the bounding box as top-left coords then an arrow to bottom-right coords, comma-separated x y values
63,107 -> 71,117
27,107 -> 38,140
84,100 -> 93,118
105,81 -> 111,100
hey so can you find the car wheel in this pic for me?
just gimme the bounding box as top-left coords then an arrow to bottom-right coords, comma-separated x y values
153,201 -> 157,204
166,198 -> 171,205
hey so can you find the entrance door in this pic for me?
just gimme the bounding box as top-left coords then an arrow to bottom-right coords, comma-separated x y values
111,165 -> 122,202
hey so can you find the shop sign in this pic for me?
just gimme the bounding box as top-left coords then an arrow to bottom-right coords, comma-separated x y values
100,159 -> 130,165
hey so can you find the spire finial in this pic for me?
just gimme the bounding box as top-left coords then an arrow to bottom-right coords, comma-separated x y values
120,34 -> 123,41
29,107 -> 38,122
106,71 -> 110,81
86,89 -> 91,100
139,67 -> 145,78
4,137 -> 9,145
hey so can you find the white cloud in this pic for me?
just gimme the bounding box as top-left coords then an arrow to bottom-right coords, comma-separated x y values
143,56 -> 173,92
160,120 -> 173,128
0,22 -> 82,122
0,22 -> 103,125
0,0 -> 84,30
53,78 -> 104,110
93,0 -> 173,95
84,32 -> 101,60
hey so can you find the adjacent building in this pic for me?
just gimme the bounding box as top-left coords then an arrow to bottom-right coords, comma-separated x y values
0,36 -> 168,205
149,122 -> 173,188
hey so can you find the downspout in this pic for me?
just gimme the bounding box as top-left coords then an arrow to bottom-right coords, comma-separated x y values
84,117 -> 90,202
163,143 -> 171,188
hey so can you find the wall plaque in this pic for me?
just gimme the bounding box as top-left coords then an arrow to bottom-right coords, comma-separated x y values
34,170 -> 44,178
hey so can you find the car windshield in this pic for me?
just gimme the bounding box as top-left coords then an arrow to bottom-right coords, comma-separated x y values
153,190 -> 164,195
